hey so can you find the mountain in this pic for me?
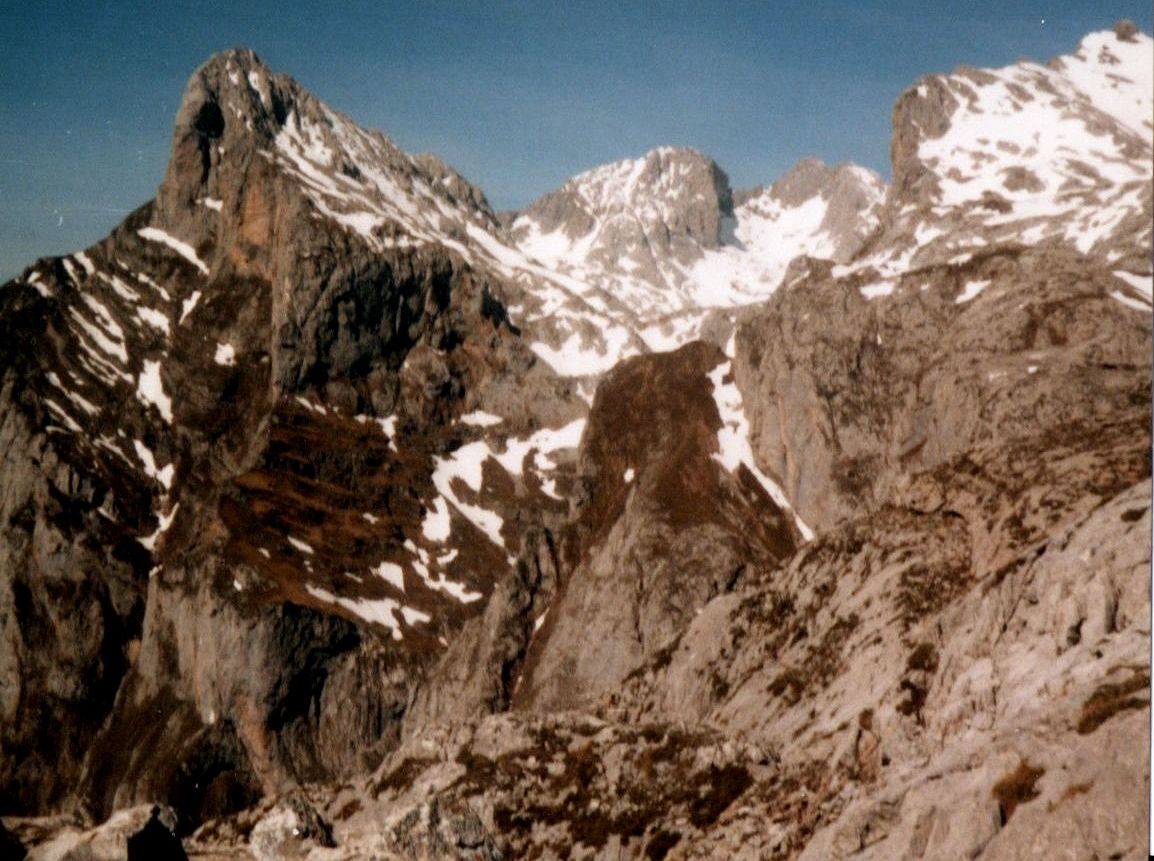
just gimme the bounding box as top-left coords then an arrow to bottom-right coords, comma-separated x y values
0,46 -> 589,823
859,25 -> 1152,279
508,149 -> 886,351
1,23 -> 1151,861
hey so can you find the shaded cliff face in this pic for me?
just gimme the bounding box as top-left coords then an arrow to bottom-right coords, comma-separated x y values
0,48 -> 587,826
512,342 -> 803,713
733,246 -> 1152,532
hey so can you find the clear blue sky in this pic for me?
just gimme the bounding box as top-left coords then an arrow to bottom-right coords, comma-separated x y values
2,1 -> 1151,281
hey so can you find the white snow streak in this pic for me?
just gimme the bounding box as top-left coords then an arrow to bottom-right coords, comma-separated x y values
955,280 -> 991,304
460,410 -> 504,427
287,536 -> 315,554
707,361 -> 813,541
138,227 -> 210,275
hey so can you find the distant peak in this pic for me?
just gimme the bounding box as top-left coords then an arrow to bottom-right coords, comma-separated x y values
737,158 -> 883,210
1112,19 -> 1140,42
195,46 -> 270,79
562,145 -> 725,192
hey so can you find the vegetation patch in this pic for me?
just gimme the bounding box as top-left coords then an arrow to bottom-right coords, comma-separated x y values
906,642 -> 939,672
373,756 -> 438,796
1076,670 -> 1150,735
991,759 -> 1044,824
1119,506 -> 1147,523
1051,781 -> 1093,809
645,829 -> 682,860
897,559 -> 969,629
687,764 -> 753,827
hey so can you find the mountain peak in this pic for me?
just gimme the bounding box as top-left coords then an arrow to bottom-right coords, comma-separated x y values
875,26 -> 1153,275
766,157 -> 884,208
170,46 -> 291,148
534,146 -> 734,241
152,47 -> 510,279
157,47 -> 296,225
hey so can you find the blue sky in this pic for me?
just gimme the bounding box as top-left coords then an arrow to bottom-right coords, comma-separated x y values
2,1 -> 1151,281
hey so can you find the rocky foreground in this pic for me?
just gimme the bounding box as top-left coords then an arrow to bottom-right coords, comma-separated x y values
1,21 -> 1151,861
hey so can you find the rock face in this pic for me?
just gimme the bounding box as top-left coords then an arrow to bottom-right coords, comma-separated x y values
1,26 -> 1151,861
734,246 -> 1152,531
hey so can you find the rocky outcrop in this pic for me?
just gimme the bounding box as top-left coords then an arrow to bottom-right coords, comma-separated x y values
600,408 -> 1150,859
733,246 -> 1152,531
869,26 -> 1152,275
314,712 -> 768,860
515,342 -> 801,712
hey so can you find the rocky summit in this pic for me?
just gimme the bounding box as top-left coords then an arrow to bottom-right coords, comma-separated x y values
0,22 -> 1151,861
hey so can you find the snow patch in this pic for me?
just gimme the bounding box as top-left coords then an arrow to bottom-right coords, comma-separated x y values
139,503 -> 180,551
955,280 -> 990,304
373,561 -> 406,592
43,399 -> 82,433
1113,271 -> 1153,300
427,442 -> 506,549
460,410 -> 504,427
860,280 -> 897,300
133,440 -> 175,491
214,343 -> 236,366
179,291 -> 202,324
530,330 -> 633,378
136,307 -> 170,335
287,536 -> 315,555
412,566 -> 483,603
136,360 -> 173,423
422,496 -> 451,542
138,227 -> 210,276
304,584 -> 406,640
707,361 -> 813,541
1110,290 -> 1153,312
46,372 -> 99,416
26,272 -> 51,298
294,397 -> 328,415
354,413 -> 398,450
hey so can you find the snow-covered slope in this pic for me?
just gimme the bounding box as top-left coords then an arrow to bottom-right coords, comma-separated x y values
510,149 -> 885,352
269,94 -> 888,378
850,25 -> 1153,293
